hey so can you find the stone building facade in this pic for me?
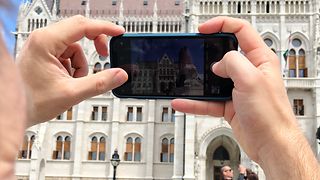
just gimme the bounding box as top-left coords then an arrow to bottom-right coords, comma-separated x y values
15,0 -> 320,180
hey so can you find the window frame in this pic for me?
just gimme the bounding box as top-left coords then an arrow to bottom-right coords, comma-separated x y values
88,135 -> 107,161
52,135 -> 72,160
124,136 -> 142,162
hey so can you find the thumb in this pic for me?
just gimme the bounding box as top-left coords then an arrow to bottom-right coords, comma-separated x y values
212,51 -> 260,90
69,68 -> 128,101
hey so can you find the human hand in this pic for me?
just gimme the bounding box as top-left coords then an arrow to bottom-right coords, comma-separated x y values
238,164 -> 246,175
17,15 -> 128,127
0,35 -> 27,179
171,17 -> 319,178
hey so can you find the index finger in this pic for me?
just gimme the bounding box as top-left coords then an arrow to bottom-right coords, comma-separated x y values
198,16 -> 267,56
45,15 -> 124,55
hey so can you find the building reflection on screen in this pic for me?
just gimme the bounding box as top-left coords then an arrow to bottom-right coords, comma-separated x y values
130,46 -> 204,96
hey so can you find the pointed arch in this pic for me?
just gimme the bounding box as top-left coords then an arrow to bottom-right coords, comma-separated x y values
260,31 -> 280,52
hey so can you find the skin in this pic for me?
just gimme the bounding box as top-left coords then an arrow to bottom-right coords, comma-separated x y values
16,15 -> 128,127
0,34 -> 27,180
221,165 -> 233,180
171,16 -> 320,179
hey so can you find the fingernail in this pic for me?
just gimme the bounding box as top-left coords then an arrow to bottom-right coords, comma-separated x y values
210,62 -> 217,72
112,69 -> 128,86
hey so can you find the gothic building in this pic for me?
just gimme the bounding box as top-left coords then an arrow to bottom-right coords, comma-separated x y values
15,0 -> 320,180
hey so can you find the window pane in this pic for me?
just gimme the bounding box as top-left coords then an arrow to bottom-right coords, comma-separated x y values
57,151 -> 62,159
64,151 -> 70,160
91,106 -> 99,120
169,153 -> 174,162
134,152 -> 141,161
127,107 -> 133,121
127,152 -> 132,161
298,69 -> 305,77
21,150 -> 28,159
99,152 -> 105,161
67,107 -> 73,120
289,69 -> 296,77
102,106 -> 107,121
56,114 -> 63,120
264,38 -> 273,47
171,109 -> 175,122
137,107 -> 142,121
161,153 -> 168,162
91,152 -> 97,160
94,62 -> 102,74
104,63 -> 110,69
292,38 -> 302,47
162,107 -> 169,122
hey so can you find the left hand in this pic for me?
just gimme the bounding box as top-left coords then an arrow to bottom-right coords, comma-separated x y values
17,15 -> 128,127
0,34 -> 27,179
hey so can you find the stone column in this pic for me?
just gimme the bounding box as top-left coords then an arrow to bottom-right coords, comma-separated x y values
108,98 -> 121,179
71,103 -> 84,180
29,123 -> 47,180
183,114 -> 196,180
145,100 -> 155,179
172,111 -> 185,180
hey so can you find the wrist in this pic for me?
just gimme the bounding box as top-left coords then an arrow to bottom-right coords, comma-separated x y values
257,126 -> 320,179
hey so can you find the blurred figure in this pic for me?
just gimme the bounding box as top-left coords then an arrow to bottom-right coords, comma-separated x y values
220,165 -> 233,180
238,165 -> 258,180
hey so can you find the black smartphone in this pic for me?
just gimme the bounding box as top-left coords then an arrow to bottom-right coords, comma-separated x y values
109,33 -> 238,100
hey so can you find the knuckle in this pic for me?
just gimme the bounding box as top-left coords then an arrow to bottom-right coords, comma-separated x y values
73,15 -> 87,26
27,29 -> 45,47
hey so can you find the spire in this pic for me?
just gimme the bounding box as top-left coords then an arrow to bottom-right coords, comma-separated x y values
153,0 -> 158,18
85,0 -> 90,17
119,0 -> 123,19
52,0 -> 57,16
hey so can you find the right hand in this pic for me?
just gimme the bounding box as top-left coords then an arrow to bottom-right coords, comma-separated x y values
172,16 -> 319,179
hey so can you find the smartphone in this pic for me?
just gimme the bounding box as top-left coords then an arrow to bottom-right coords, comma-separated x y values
109,33 -> 238,100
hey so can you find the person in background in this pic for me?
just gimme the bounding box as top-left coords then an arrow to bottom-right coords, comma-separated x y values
238,165 -> 259,180
220,165 -> 234,180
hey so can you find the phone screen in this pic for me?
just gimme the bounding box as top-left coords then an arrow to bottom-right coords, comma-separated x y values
110,33 -> 238,100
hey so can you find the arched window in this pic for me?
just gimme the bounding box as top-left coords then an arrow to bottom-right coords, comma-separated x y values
169,138 -> 174,162
104,62 -> 110,69
160,137 -> 174,163
298,49 -> 306,77
93,62 -> 102,74
160,138 -> 169,162
64,136 -> 71,160
288,37 -> 308,78
52,135 -> 71,160
288,49 -> 296,77
99,137 -> 106,160
134,137 -> 141,161
125,137 -> 133,161
264,38 -> 273,47
18,135 -> 35,159
213,146 -> 230,160
88,136 -> 106,161
88,136 -> 98,160
124,136 -> 142,161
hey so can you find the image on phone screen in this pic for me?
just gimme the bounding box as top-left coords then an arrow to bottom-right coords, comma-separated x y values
110,33 -> 238,100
